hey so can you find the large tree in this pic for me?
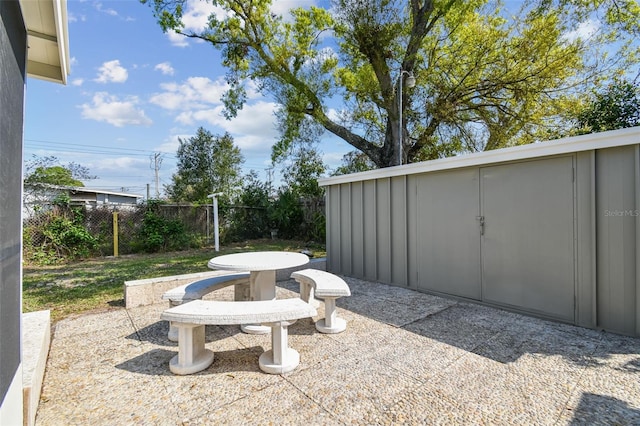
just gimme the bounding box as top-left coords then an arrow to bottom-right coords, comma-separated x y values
332,151 -> 377,176
145,0 -> 639,167
24,155 -> 95,187
166,128 -> 244,203
576,78 -> 640,133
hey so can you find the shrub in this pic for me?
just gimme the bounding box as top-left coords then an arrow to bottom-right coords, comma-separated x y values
24,207 -> 99,264
134,202 -> 194,253
268,189 -> 304,239
227,174 -> 271,241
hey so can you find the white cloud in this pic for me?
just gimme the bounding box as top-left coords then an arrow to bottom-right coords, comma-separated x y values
167,29 -> 189,47
182,0 -> 224,31
175,101 -> 279,151
166,0 -> 229,46
94,2 -> 118,16
71,78 -> 84,86
95,60 -> 128,83
271,1 -> 318,20
563,19 -> 600,43
90,156 -> 143,170
155,62 -> 175,75
154,134 -> 191,154
322,151 -> 346,168
150,76 -> 279,154
150,76 -> 227,110
168,0 -> 319,46
80,92 -> 152,127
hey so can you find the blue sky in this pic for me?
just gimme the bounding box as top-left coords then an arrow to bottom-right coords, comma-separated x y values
24,0 -> 348,197
23,1 -> 626,198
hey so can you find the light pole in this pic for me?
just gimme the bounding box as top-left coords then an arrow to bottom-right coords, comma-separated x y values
398,69 -> 416,165
207,192 -> 223,252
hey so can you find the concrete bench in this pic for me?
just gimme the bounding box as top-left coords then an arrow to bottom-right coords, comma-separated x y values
291,269 -> 351,334
161,298 -> 317,375
162,272 -> 250,341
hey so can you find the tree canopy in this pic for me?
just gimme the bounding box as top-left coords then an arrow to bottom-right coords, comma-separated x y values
576,78 -> 640,133
24,155 -> 94,187
145,0 -> 640,168
26,166 -> 84,187
332,150 -> 377,176
166,128 -> 244,204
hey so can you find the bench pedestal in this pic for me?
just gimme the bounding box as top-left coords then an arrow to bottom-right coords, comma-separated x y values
259,320 -> 299,374
291,270 -> 351,334
165,274 -> 250,342
169,323 -> 215,375
315,298 -> 347,334
299,282 -> 321,309
162,299 -> 317,375
241,270 -> 275,335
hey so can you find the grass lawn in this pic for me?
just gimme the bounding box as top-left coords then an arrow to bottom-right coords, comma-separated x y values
23,239 -> 325,323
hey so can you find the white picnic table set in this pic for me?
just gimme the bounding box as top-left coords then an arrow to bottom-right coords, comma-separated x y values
160,251 -> 351,375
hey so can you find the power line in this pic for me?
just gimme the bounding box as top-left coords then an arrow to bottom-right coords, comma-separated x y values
24,138 -> 174,154
24,139 -> 177,158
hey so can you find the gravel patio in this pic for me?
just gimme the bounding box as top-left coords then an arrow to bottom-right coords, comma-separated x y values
36,277 -> 640,425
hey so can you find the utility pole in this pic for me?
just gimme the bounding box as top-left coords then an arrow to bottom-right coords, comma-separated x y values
150,153 -> 163,199
266,167 -> 274,195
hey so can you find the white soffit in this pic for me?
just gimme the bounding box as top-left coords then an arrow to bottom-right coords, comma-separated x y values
20,0 -> 70,84
319,126 -> 640,186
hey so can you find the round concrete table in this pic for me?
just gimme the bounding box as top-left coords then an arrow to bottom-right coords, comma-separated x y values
207,251 -> 309,334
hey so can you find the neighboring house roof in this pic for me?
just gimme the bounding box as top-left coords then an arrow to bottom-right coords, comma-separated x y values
20,0 -> 70,84
26,183 -> 144,204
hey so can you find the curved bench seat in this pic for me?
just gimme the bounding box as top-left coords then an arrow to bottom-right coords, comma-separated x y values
162,272 -> 250,341
161,298 -> 317,375
291,269 -> 351,334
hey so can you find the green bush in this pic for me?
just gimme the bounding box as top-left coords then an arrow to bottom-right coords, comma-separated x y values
227,174 -> 271,241
134,202 -> 194,253
269,189 -> 304,239
305,210 -> 326,242
25,207 -> 99,264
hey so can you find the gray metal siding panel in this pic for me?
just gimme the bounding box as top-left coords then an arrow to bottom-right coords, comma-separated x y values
596,146 -> 637,334
634,145 -> 640,336
323,134 -> 640,335
636,145 -> 640,336
0,0 -> 26,402
481,156 -> 575,321
363,181 -> 377,280
340,183 -> 352,275
415,168 -> 482,299
326,185 -> 341,273
575,151 -> 596,328
376,179 -> 392,283
390,176 -> 408,286
351,182 -> 365,278
406,176 -> 419,289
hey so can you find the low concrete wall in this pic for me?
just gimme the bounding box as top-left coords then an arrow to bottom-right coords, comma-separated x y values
124,258 -> 326,308
22,310 -> 50,426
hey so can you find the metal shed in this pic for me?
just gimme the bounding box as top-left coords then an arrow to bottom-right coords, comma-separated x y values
319,127 -> 640,337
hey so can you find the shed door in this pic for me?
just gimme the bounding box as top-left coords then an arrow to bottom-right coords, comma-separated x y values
416,169 -> 481,299
480,156 -> 575,322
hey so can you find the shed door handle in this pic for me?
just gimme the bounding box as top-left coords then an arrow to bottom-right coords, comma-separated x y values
476,216 -> 484,235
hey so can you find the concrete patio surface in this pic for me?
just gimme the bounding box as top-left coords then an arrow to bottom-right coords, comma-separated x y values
36,277 -> 640,425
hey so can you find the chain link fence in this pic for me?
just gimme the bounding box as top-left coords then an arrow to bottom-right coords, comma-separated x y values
23,199 -> 325,262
